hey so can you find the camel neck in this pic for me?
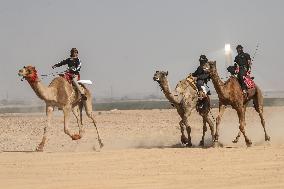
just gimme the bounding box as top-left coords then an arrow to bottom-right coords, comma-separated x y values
210,70 -> 227,99
28,79 -> 53,101
159,79 -> 179,105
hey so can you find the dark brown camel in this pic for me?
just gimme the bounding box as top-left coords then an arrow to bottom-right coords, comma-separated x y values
203,61 -> 270,147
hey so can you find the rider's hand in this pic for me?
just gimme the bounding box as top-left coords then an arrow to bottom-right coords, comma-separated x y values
52,65 -> 56,69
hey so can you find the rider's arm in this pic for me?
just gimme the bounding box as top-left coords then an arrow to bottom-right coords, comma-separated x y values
52,59 -> 68,68
192,67 -> 199,77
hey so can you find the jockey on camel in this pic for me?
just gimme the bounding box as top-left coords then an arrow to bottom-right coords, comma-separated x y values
192,55 -> 211,99
52,48 -> 87,100
227,45 -> 253,96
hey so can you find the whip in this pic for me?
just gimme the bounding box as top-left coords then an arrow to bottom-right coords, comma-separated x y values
251,43 -> 260,62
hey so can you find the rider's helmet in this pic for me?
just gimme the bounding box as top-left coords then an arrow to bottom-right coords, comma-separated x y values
199,55 -> 208,65
236,45 -> 243,50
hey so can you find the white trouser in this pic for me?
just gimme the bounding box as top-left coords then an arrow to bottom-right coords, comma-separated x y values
72,75 -> 84,95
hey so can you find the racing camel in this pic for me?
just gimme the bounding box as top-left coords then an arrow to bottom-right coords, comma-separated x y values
203,61 -> 270,147
18,65 -> 103,151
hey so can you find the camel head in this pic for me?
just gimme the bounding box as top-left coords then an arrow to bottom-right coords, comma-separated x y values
18,66 -> 38,82
203,61 -> 217,76
153,71 -> 168,83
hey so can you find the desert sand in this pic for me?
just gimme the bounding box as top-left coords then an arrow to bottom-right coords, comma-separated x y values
0,107 -> 284,188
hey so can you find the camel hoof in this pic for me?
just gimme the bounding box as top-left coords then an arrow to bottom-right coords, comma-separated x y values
181,136 -> 189,145
213,141 -> 223,148
246,140 -> 252,147
35,147 -> 43,152
71,134 -> 82,140
35,142 -> 44,152
265,135 -> 271,141
186,142 -> 193,147
232,139 -> 238,143
199,140 -> 205,147
99,139 -> 104,148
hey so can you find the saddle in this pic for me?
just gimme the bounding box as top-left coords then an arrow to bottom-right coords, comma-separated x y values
227,66 -> 256,90
185,74 -> 198,91
59,72 -> 80,84
243,74 -> 255,89
184,74 -> 210,113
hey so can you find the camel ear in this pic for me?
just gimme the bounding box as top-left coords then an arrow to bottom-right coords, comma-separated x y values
166,71 -> 168,76
156,71 -> 158,73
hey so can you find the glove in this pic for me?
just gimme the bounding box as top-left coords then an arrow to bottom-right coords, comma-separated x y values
52,65 -> 56,69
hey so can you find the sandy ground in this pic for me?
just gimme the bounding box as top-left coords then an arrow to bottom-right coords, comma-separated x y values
0,107 -> 284,188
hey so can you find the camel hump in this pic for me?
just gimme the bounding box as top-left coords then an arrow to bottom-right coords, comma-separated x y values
49,76 -> 70,87
175,76 -> 197,94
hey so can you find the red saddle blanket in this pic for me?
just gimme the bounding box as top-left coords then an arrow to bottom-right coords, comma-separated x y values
59,72 -> 80,84
243,75 -> 255,89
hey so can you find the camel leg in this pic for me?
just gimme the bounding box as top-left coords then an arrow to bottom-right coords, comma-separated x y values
258,111 -> 270,141
253,98 -> 270,141
232,131 -> 242,143
72,105 -> 84,139
205,115 -> 215,144
199,117 -> 207,147
214,104 -> 226,142
36,105 -> 53,151
63,107 -> 80,140
183,113 -> 193,147
79,102 -> 83,125
179,120 -> 188,145
233,102 -> 249,143
84,99 -> 104,148
237,108 -> 252,146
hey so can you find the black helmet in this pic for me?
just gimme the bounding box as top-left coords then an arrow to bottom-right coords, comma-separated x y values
236,45 -> 243,50
199,55 -> 208,63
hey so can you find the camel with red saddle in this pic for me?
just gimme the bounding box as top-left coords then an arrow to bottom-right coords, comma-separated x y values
18,65 -> 103,151
203,61 -> 270,147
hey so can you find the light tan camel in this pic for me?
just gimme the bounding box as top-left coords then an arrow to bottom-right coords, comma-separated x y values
203,61 -> 270,146
18,65 -> 103,151
153,71 -> 214,147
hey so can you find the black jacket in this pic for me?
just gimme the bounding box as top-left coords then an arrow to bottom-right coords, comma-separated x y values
234,52 -> 251,70
192,66 -> 210,83
54,58 -> 81,74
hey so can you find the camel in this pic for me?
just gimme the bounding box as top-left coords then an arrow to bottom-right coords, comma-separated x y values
18,65 -> 103,151
153,71 -> 214,147
203,61 -> 270,146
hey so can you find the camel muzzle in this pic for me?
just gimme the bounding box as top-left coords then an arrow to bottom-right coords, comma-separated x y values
153,77 -> 159,81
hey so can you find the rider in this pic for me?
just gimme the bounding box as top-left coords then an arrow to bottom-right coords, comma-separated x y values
234,45 -> 252,94
192,55 -> 211,99
52,48 -> 87,100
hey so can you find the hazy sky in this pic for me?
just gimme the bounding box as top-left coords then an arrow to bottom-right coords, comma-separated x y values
1,0 -> 283,100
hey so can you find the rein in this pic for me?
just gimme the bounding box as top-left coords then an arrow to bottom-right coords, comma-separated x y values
40,70 -> 66,79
